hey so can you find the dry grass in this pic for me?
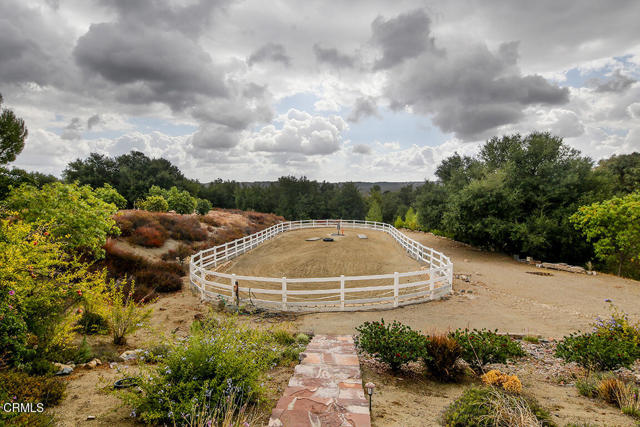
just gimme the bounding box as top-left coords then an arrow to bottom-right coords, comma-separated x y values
485,389 -> 542,427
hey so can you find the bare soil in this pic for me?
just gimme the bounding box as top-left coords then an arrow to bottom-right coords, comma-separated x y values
294,230 -> 640,338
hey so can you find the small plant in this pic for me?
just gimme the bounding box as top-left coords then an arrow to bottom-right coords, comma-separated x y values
77,310 -> 109,335
575,373 -> 599,398
442,386 -> 554,427
423,334 -> 462,381
523,335 -> 540,344
355,319 -> 426,371
295,333 -> 310,345
271,328 -> 295,346
481,369 -> 523,394
596,376 -> 625,404
614,382 -> 640,418
555,331 -> 638,371
449,328 -> 525,372
106,279 -> 153,345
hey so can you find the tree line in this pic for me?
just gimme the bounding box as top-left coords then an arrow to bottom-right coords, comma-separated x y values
1,92 -> 638,277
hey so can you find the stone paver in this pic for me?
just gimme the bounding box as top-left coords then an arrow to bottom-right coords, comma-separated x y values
269,335 -> 371,427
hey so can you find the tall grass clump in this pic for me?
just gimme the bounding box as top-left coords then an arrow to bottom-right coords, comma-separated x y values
106,279 -> 153,345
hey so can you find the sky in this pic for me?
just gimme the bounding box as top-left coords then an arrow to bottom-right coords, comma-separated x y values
1,0 -> 639,182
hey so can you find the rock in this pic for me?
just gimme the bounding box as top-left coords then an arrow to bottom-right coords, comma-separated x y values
87,360 -> 98,369
120,349 -> 144,361
87,416 -> 96,420
54,362 -> 74,376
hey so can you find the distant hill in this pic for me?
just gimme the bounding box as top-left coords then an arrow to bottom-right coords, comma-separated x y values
234,181 -> 424,193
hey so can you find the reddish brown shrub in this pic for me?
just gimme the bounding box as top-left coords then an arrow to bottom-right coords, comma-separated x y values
103,239 -> 147,271
115,218 -> 134,236
423,334 -> 463,381
134,269 -> 183,293
161,243 -> 194,261
129,226 -> 167,247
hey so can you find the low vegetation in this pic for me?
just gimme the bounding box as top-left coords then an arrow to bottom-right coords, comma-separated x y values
449,328 -> 525,372
117,316 -> 306,425
355,319 -> 426,372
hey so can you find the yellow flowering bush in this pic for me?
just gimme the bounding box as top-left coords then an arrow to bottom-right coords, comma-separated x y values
0,216 -> 107,370
481,369 -> 522,394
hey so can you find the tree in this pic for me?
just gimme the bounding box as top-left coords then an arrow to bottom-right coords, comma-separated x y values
0,94 -> 28,165
195,198 -> 212,215
0,218 -> 107,368
95,183 -> 127,209
165,186 -> 196,214
365,199 -> 383,222
403,207 -> 419,230
4,182 -> 120,258
394,216 -> 405,229
570,192 -> 640,276
0,167 -> 57,200
140,195 -> 168,212
596,152 -> 640,195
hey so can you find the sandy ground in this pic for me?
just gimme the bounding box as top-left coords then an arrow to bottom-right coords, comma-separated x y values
217,228 -> 424,303
294,230 -> 640,338
361,359 -> 637,427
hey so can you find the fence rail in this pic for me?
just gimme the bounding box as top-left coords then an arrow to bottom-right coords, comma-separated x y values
189,220 -> 453,312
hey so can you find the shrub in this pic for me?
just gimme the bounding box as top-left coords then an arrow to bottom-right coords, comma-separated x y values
355,319 -> 426,371
272,328 -> 296,346
4,182 -> 120,258
77,310 -> 109,335
523,335 -> 540,344
139,195 -> 168,212
575,374 -> 599,398
616,382 -> 640,418
555,331 -> 638,371
95,183 -> 127,209
161,243 -> 194,262
481,370 -> 523,394
0,371 -> 66,406
128,225 -> 167,247
442,386 -> 554,427
596,376 -> 625,404
423,334 -> 462,381
196,198 -> 212,215
449,329 -> 525,372
106,279 -> 153,345
135,269 -> 183,293
120,318 -> 277,425
296,333 -> 310,345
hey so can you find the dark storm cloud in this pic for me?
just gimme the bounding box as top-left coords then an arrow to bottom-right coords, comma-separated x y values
312,44 -> 356,69
87,114 -> 101,130
247,43 -> 291,67
101,0 -> 229,39
370,9 -> 438,70
0,2 -> 68,86
347,96 -> 379,122
61,117 -> 83,140
592,70 -> 637,93
379,10 -> 569,139
74,23 -> 228,111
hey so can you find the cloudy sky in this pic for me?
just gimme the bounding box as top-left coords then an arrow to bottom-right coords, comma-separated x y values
1,0 -> 639,182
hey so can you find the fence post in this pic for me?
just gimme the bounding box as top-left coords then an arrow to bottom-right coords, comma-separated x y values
281,277 -> 287,311
340,275 -> 345,310
429,269 -> 435,299
231,273 -> 237,303
393,272 -> 399,307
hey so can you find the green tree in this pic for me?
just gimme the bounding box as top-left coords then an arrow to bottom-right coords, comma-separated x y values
415,181 -> 447,231
596,152 -> 640,195
0,94 -> 28,165
165,186 -> 196,214
4,182 -> 120,258
0,167 -> 57,200
365,199 -> 383,222
0,218 -> 107,368
140,195 -> 168,212
570,192 -> 640,276
195,198 -> 212,215
394,215 -> 405,229
403,207 -> 419,230
95,183 -> 127,209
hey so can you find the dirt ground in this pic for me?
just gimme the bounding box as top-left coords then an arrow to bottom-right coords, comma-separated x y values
295,230 -> 640,338
216,228 -> 425,304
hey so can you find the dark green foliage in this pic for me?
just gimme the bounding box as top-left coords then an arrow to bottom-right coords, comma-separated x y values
596,152 -> 640,195
423,334 -> 463,381
0,166 -> 58,200
196,198 -> 212,215
0,94 -> 28,165
77,311 -> 109,335
555,331 -> 639,371
449,328 -> 525,372
442,386 -> 555,427
0,371 -> 66,406
355,319 -> 426,371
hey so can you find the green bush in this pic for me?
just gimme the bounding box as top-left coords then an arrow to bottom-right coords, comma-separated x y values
196,198 -> 212,215
423,334 -> 463,381
0,371 -> 66,406
355,319 -> 426,371
77,310 -> 109,335
140,195 -> 168,212
555,331 -> 638,371
120,317 -> 280,425
449,328 -> 525,372
442,386 -> 555,427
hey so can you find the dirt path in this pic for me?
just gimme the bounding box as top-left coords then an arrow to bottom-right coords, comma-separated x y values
295,230 -> 640,338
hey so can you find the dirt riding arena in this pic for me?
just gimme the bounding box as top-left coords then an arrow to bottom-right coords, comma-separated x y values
214,228 -> 427,305
295,230 -> 640,338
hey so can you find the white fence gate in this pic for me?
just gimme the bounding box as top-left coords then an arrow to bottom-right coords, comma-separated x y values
189,220 -> 453,312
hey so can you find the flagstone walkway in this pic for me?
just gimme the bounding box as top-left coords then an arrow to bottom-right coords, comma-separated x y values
268,335 -> 371,427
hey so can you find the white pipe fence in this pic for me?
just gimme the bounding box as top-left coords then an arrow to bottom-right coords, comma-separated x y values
189,220 -> 453,312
